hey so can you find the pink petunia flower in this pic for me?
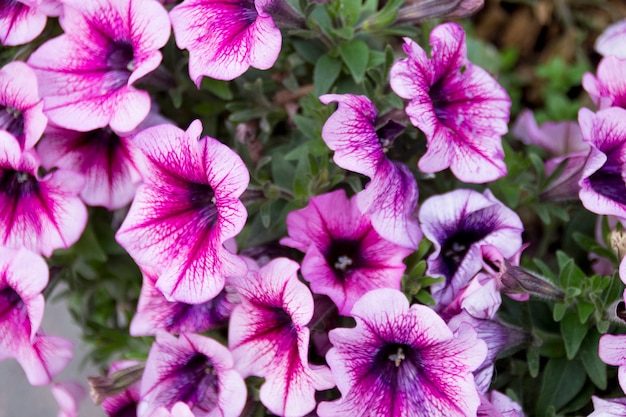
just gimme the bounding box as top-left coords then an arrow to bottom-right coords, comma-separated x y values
170,0 -> 282,84
320,93 -> 421,249
27,0 -> 170,133
318,288 -> 487,417
130,268 -> 239,336
0,61 -> 47,150
0,131 -> 87,256
589,396 -> 626,417
280,189 -> 413,316
138,332 -> 246,417
583,55 -> 626,110
0,247 -> 73,386
478,390 -> 525,417
229,257 -> 335,417
390,22 -> 510,183
115,119 -> 249,304
578,107 -> 626,218
598,333 -> 626,394
0,0 -> 61,46
51,381 -> 86,417
595,19 -> 626,58
419,189 -> 524,308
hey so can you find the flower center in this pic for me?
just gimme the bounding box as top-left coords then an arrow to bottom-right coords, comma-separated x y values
0,169 -> 39,199
0,286 -> 23,320
188,183 -> 219,228
170,353 -> 218,411
388,346 -> 406,367
325,238 -> 360,277
0,105 -> 25,139
107,41 -> 135,72
587,162 -> 626,206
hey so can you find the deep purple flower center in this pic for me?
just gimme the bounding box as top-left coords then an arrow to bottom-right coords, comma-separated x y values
325,239 -> 361,278
0,106 -> 25,139
429,78 -> 450,119
588,161 -> 626,206
0,286 -> 23,320
188,183 -> 219,227
0,169 -> 39,199
373,343 -> 421,388
239,0 -> 259,24
167,352 -> 218,411
111,402 -> 137,417
108,41 -> 135,72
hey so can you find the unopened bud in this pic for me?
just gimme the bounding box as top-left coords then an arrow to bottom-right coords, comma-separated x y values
87,362 -> 145,405
396,0 -> 484,24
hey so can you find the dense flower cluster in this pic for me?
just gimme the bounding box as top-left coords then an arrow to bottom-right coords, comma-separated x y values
1,1 -> 626,416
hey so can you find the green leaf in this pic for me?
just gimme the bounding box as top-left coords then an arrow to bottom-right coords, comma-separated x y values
313,53 -> 343,96
339,39 -> 370,83
536,358 -> 586,416
339,0 -> 361,25
580,329 -> 607,390
527,346 -> 540,377
414,290 -> 436,306
560,311 -> 588,359
292,40 -> 325,64
200,78 -> 233,100
577,301 -> 595,324
553,303 -> 567,322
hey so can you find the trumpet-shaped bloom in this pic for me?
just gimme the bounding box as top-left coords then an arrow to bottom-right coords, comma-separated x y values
419,189 -> 524,307
595,19 -> 626,58
0,0 -> 61,46
27,0 -> 170,133
116,120 -> 249,304
130,268 -> 239,336
0,247 -> 73,385
578,107 -> 626,218
229,258 -> 335,417
583,56 -> 626,110
139,332 -> 246,417
390,22 -> 510,183
170,0 -> 282,84
0,61 -> 47,150
320,94 -> 421,249
280,189 -> 413,315
318,288 -> 487,417
0,131 -> 87,256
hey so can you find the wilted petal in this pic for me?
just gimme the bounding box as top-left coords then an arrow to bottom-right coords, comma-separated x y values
512,110 -> 586,157
596,19 -> 626,58
229,258 -> 334,417
171,0 -> 282,84
139,332 -> 246,417
0,61 -> 47,150
390,23 -> 510,183
319,288 -> 486,417
116,120 -> 249,304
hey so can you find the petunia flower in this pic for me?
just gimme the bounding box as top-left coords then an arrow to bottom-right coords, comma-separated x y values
0,131 -> 87,256
589,396 -> 626,417
170,0 -> 282,84
99,360 -> 142,417
51,381 -> 86,417
582,55 -> 626,110
280,189 -> 413,315
390,22 -> 510,183
130,267 -> 239,336
419,189 -> 524,308
478,390 -> 524,417
0,0 -> 61,46
27,0 -> 170,133
229,257 -> 335,417
0,61 -> 47,150
320,93 -> 421,249
598,333 -> 626,394
138,332 -> 246,417
318,288 -> 487,417
116,119 -> 249,304
0,247 -> 73,386
578,107 -> 626,219
595,18 -> 626,58
37,112 -> 169,210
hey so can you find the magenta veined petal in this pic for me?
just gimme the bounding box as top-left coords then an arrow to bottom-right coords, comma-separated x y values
171,0 -> 282,84
116,119 -> 249,304
390,23 -> 510,183
229,258 -> 335,417
27,0 -> 170,133
319,288 -> 486,417
596,18 -> 626,58
582,56 -> 626,110
0,0 -> 47,46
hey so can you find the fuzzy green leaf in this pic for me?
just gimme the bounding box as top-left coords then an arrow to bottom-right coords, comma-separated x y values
560,312 -> 588,359
339,39 -> 370,83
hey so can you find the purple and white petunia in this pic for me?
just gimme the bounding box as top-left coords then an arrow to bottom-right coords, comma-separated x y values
578,107 -> 626,219
0,61 -> 47,150
595,18 -> 626,58
0,247 -> 73,386
589,396 -> 626,417
598,333 -> 626,394
116,119 -> 249,304
27,0 -> 170,133
582,56 -> 626,110
318,288 -> 487,417
0,131 -> 87,256
320,94 -> 421,249
229,257 -> 335,417
170,0 -> 282,84
280,189 -> 413,315
138,332 -> 246,417
419,189 -> 524,308
130,267 -> 239,336
0,0 -> 61,46
390,22 -> 510,183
